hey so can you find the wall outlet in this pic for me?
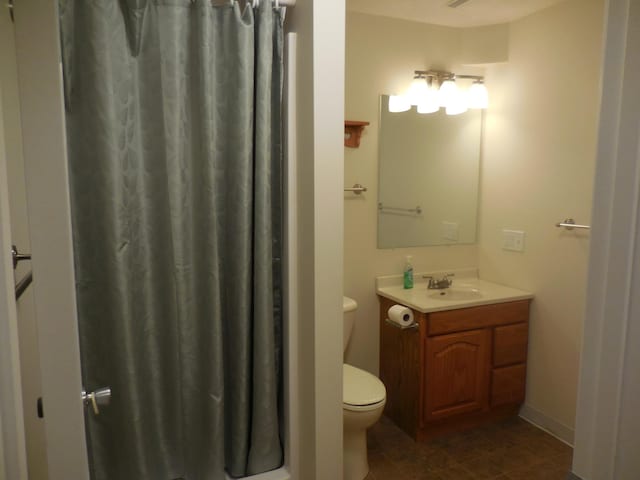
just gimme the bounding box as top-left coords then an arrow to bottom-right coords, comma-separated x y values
442,221 -> 459,242
502,229 -> 525,252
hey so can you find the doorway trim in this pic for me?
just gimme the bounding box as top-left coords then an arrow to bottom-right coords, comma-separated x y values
13,0 -> 90,477
572,0 -> 640,477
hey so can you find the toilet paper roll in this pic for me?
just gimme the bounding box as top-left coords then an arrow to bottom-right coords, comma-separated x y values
387,305 -> 414,327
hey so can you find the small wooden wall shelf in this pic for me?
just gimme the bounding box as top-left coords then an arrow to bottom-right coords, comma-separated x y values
344,120 -> 370,148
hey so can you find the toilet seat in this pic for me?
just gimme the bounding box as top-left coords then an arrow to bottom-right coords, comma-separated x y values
343,398 -> 386,413
343,364 -> 386,412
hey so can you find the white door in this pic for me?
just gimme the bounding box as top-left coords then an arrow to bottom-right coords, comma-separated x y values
0,80 -> 29,480
0,3 -> 51,479
11,0 -> 91,478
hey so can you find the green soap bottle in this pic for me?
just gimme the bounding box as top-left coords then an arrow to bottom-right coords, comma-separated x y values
403,255 -> 414,289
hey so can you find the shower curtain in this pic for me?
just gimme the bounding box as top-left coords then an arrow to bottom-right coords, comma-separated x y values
59,1 -> 283,478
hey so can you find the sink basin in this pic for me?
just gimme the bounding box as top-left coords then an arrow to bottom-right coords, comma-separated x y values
428,287 -> 482,301
377,273 -> 533,313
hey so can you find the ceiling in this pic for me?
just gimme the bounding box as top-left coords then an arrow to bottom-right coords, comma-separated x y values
346,0 -> 569,28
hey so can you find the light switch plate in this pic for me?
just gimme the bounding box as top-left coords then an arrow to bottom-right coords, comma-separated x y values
502,229 -> 525,252
442,221 -> 459,241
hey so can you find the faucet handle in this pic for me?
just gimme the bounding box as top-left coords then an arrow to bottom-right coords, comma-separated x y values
422,275 -> 436,289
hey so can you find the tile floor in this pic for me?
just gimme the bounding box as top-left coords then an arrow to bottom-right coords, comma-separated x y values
366,416 -> 572,480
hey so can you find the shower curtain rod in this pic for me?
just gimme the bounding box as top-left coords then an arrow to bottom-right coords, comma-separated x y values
259,0 -> 296,6
221,0 -> 297,6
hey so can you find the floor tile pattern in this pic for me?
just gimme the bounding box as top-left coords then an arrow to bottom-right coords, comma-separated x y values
366,416 -> 572,480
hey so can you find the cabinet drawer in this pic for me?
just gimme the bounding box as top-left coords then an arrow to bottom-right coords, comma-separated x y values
493,323 -> 528,367
491,364 -> 526,407
428,300 -> 529,336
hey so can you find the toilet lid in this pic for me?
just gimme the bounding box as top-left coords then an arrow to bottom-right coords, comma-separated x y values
343,364 -> 386,406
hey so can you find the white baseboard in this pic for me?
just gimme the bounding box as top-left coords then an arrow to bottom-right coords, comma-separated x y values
519,404 -> 575,446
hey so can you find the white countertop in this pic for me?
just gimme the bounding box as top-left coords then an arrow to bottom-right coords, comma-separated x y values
376,270 -> 534,313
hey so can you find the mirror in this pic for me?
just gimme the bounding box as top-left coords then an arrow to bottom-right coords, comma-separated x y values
377,95 -> 482,248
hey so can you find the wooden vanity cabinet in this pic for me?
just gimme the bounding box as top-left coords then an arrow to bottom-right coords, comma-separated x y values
379,296 -> 530,441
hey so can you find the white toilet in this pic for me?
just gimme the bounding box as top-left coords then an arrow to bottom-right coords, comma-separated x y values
343,296 -> 386,480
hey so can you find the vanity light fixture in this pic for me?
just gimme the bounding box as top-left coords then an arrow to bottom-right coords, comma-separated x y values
417,96 -> 440,114
445,91 -> 469,115
438,78 -> 458,108
468,81 -> 489,109
388,70 -> 488,115
417,78 -> 441,114
407,74 -> 429,106
388,94 -> 411,113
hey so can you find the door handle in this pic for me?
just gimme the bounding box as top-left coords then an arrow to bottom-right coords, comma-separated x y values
82,387 -> 111,415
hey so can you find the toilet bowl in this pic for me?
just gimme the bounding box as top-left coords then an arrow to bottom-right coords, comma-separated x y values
343,364 -> 386,480
343,297 -> 387,480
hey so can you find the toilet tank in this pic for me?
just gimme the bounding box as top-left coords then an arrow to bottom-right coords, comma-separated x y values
343,296 -> 358,353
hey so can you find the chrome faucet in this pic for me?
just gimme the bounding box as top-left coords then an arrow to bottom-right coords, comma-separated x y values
423,273 -> 454,290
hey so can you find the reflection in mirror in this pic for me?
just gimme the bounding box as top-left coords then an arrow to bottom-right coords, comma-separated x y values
378,95 -> 482,248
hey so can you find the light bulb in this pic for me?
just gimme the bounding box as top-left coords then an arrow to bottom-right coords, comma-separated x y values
388,95 -> 411,113
439,79 -> 457,107
445,90 -> 468,115
417,84 -> 440,114
468,82 -> 489,109
407,77 -> 429,106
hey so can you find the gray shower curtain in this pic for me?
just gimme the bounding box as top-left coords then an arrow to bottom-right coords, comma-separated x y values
59,1 -> 283,478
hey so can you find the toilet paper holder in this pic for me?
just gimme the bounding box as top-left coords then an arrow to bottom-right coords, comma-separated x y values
384,318 -> 419,330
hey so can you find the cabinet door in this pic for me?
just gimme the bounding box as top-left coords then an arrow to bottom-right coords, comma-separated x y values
424,329 -> 490,422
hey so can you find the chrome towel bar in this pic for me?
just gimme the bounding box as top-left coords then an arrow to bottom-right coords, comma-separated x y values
378,203 -> 422,215
344,183 -> 367,195
11,245 -> 33,300
556,218 -> 591,230
15,271 -> 33,300
11,244 -> 31,270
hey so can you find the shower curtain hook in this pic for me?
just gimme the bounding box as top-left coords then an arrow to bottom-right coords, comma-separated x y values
275,0 -> 279,8
253,0 -> 259,7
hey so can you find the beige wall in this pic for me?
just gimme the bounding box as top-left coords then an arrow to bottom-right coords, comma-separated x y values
479,0 -> 604,437
344,13 -> 507,375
